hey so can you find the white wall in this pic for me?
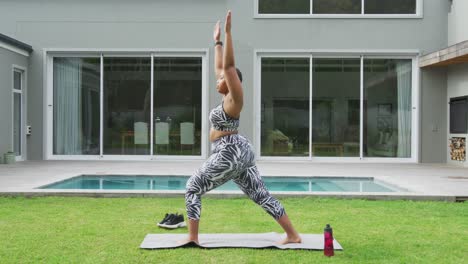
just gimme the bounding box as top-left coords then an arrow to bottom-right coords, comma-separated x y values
0,0 -> 451,162
446,0 -> 468,166
448,0 -> 468,45
447,64 -> 468,166
421,67 -> 447,163
0,47 -> 29,163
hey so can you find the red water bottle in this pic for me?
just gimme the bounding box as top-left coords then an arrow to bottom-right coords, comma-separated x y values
324,224 -> 334,257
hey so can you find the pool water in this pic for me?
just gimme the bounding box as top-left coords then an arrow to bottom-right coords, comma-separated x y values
39,175 -> 400,192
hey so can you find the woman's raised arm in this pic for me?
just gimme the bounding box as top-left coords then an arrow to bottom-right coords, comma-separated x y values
222,11 -> 243,105
213,21 -> 223,78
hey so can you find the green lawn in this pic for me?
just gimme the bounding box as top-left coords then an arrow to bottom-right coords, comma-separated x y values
0,197 -> 466,263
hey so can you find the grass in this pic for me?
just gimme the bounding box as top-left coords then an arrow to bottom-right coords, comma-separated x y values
0,197 -> 466,263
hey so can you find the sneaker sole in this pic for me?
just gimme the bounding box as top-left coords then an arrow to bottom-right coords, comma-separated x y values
158,222 -> 187,229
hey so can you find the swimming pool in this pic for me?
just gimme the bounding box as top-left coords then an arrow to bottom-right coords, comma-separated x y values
39,175 -> 401,193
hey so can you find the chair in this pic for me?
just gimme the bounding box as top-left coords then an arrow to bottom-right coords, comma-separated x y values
368,130 -> 397,157
265,129 -> 291,155
155,122 -> 169,153
134,122 -> 148,145
133,122 -> 149,154
180,122 -> 195,154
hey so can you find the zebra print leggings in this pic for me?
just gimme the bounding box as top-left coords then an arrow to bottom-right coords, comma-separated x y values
185,134 -> 286,221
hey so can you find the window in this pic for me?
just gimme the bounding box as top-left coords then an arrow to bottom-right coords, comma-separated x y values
53,57 -> 101,155
364,59 -> 412,158
103,57 -> 151,155
312,58 -> 360,157
449,96 -> 468,134
261,58 -> 310,156
259,54 -> 414,159
51,53 -> 205,157
257,0 -> 420,16
313,0 -> 361,14
153,57 -> 202,155
259,0 -> 310,14
13,70 -> 24,157
365,0 -> 416,14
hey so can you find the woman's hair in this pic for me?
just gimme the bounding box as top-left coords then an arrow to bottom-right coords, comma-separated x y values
236,68 -> 243,83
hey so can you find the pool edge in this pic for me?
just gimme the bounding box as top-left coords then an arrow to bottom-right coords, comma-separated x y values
0,190 -> 458,202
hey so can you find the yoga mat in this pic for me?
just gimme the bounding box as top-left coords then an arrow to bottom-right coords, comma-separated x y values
140,232 -> 343,250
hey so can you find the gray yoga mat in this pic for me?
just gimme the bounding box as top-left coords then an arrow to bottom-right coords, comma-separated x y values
140,232 -> 343,250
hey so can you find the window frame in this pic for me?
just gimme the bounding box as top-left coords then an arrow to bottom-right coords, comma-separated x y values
255,50 -> 420,163
449,96 -> 468,134
44,49 -> 209,161
254,0 -> 423,19
12,66 -> 27,161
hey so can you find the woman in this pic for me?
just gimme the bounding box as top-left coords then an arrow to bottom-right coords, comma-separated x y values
183,11 -> 301,245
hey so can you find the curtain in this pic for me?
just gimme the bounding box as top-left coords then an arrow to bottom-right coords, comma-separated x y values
396,61 -> 412,157
54,58 -> 82,154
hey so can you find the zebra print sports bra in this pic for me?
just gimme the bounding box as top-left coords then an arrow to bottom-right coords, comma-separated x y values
209,101 -> 239,132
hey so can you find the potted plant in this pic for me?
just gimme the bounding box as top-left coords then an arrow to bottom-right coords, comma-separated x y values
4,151 -> 15,164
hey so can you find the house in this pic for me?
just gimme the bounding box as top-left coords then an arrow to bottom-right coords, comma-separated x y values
0,0 -> 466,166
0,33 -> 32,162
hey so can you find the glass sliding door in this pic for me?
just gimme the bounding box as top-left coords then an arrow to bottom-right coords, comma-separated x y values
153,57 -> 202,155
13,70 -> 22,157
51,53 -> 205,158
261,58 -> 310,156
53,58 -> 100,155
259,55 -> 414,160
312,58 -> 360,157
364,59 -> 412,158
13,93 -> 21,156
103,57 -> 151,155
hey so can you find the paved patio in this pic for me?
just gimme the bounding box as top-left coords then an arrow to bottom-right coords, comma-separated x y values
0,161 -> 467,201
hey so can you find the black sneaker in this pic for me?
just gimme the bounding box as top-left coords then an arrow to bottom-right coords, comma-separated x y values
157,213 -> 174,227
158,213 -> 186,229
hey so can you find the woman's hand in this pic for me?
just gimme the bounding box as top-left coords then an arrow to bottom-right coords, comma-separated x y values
224,10 -> 231,34
213,20 -> 221,41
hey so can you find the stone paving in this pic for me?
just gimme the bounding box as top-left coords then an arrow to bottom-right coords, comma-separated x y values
0,161 -> 467,201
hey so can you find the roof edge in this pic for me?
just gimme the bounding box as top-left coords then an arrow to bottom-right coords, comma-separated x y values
419,40 -> 468,67
0,33 -> 33,53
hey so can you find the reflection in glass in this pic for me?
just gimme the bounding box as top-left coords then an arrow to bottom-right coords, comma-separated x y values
259,0 -> 310,14
14,93 -> 21,156
261,58 -> 310,156
312,59 -> 360,157
364,59 -> 412,158
365,0 -> 416,14
103,57 -> 151,155
14,71 -> 21,90
313,0 -> 361,14
53,58 -> 100,155
153,58 -> 202,155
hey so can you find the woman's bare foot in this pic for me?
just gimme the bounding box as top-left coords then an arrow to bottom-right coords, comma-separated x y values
277,235 -> 302,245
275,214 -> 302,245
177,237 -> 199,246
